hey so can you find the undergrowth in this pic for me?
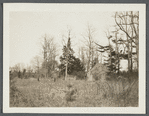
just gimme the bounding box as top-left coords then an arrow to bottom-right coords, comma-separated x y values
10,72 -> 138,107
97,71 -> 138,107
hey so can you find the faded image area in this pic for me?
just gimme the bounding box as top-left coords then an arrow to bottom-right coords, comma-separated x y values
9,11 -> 139,107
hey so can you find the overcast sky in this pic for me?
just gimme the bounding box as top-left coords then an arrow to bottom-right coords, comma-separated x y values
9,11 -> 115,67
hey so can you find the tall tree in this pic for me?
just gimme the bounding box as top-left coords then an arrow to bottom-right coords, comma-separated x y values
40,34 -> 58,77
115,11 -> 139,72
60,31 -> 74,80
83,24 -> 96,72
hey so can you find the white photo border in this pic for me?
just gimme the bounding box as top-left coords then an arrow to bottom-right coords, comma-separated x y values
3,3 -> 146,114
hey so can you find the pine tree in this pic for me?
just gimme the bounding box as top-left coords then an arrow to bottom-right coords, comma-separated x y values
59,38 -> 85,79
95,42 -> 117,74
60,37 -> 74,80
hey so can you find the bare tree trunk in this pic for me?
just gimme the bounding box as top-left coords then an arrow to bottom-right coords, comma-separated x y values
83,24 -> 95,72
107,36 -> 112,72
130,42 -> 133,72
86,44 -> 91,72
87,49 -> 90,72
131,11 -> 139,72
137,14 -> 139,72
130,30 -> 133,72
91,46 -> 94,68
125,12 -> 130,72
115,11 -> 139,72
127,43 -> 130,72
45,59 -> 47,78
115,32 -> 120,74
136,38 -> 139,71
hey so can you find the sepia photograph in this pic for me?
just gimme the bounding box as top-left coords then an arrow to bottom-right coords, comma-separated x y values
3,3 -> 146,113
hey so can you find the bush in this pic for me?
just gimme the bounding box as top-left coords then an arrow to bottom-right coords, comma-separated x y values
65,84 -> 77,105
106,71 -> 138,82
10,71 -> 18,80
18,71 -> 21,78
71,71 -> 86,80
98,71 -> 138,107
106,72 -> 117,81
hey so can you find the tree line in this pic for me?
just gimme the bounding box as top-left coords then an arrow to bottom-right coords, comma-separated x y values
10,11 -> 139,79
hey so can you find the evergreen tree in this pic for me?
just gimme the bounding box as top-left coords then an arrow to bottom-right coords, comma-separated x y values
95,42 -> 118,73
60,37 -> 74,79
59,38 -> 85,78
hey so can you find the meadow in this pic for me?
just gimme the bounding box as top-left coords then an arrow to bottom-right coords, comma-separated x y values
10,72 -> 138,107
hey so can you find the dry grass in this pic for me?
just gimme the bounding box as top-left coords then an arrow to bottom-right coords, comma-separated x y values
10,74 -> 138,107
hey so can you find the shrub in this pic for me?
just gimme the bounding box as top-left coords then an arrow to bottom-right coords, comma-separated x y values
106,71 -> 138,82
10,71 -> 18,80
65,90 -> 77,102
67,84 -> 73,89
65,84 -> 77,104
18,71 -> 21,78
98,71 -> 138,107
71,71 -> 86,80
106,72 -> 118,81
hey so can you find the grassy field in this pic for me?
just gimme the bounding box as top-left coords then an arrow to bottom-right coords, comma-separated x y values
10,74 -> 138,107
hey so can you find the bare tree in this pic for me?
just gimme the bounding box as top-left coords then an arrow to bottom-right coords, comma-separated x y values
46,36 -> 58,70
114,31 -> 120,73
105,30 -> 113,71
40,34 -> 58,78
30,55 -> 42,73
12,63 -> 24,72
82,24 -> 96,72
115,11 -> 139,72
